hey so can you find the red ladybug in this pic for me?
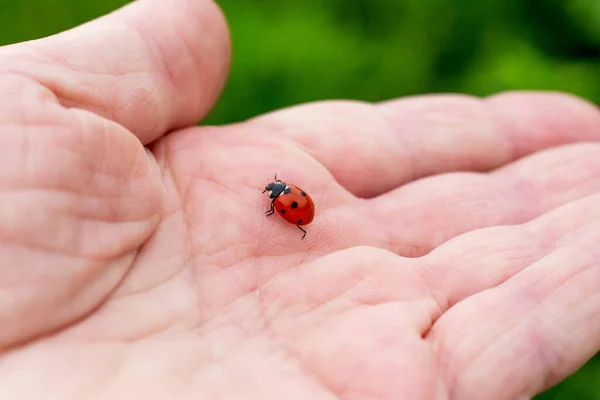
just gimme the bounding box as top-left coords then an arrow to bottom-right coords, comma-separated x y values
263,174 -> 315,239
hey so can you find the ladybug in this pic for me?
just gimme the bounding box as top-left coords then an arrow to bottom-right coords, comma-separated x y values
263,174 -> 315,239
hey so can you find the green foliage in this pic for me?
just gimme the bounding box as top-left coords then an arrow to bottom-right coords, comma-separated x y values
0,1 -> 599,398
205,0 -> 600,124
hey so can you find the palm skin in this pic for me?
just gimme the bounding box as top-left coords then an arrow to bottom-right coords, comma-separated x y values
1,1 -> 600,399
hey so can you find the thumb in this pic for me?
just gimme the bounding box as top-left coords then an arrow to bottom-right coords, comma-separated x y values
0,0 -> 231,143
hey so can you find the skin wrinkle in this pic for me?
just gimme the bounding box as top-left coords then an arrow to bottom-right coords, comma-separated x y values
367,174 -> 483,258
66,252 -> 137,317
520,315 -> 560,396
121,0 -> 230,131
0,58 -> 72,99
89,344 -> 129,400
4,55 -> 153,121
439,309 -> 525,399
255,280 -> 347,400
122,308 -> 191,343
488,170 -> 538,224
53,342 -> 129,399
264,330 -> 341,400
371,203 -> 429,258
196,242 -> 250,271
194,295 -> 339,398
59,190 -> 157,223
374,141 -> 600,258
142,24 -> 179,95
35,194 -> 157,259
32,29 -> 161,105
382,95 -> 506,175
486,92 -> 600,160
414,267 -> 450,336
527,243 -> 598,297
0,196 -> 87,257
447,304 -> 547,398
438,229 -> 600,398
529,307 -> 572,391
3,128 -> 150,203
69,110 -> 150,181
0,223 -> 85,262
377,103 -> 418,187
109,248 -> 187,301
493,143 -> 600,198
190,249 -> 319,331
19,123 -> 32,190
463,229 -> 537,297
265,269 -> 379,326
260,247 -> 443,338
483,95 -> 518,166
188,261 -> 260,327
64,215 -> 162,260
65,278 -> 197,343
294,305 -> 423,400
163,21 -> 205,123
555,219 -> 600,250
0,252 -> 135,351
423,194 -> 600,313
162,145 -> 196,259
121,26 -> 172,132
101,152 -> 188,294
0,187 -> 146,222
294,277 -> 397,327
0,242 -> 106,289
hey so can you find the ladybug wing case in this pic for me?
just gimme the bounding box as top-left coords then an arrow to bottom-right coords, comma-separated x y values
274,185 -> 315,225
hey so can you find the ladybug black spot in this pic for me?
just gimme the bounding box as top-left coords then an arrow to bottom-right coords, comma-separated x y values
297,219 -> 303,224
280,209 -> 286,214
301,192 -> 306,196
291,201 -> 299,209
284,187 -> 291,194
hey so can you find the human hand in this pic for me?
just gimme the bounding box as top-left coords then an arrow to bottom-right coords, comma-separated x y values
0,1 -> 599,399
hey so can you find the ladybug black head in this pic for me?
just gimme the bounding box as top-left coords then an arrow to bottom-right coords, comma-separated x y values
263,180 -> 286,199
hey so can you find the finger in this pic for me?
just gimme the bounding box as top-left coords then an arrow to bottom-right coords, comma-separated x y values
0,0 -> 230,143
250,92 -> 600,198
425,202 -> 600,399
367,143 -> 600,256
419,192 -> 600,309
0,75 -> 165,348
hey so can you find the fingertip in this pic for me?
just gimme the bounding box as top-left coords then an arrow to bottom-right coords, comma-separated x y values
485,91 -> 600,158
119,0 -> 232,125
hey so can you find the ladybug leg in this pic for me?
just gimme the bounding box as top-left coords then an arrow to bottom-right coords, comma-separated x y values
265,199 -> 275,217
297,225 -> 307,240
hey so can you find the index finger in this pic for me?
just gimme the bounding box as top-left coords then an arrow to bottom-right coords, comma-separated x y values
0,0 -> 231,143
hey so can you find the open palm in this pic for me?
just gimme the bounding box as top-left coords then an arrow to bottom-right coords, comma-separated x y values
1,1 -> 599,399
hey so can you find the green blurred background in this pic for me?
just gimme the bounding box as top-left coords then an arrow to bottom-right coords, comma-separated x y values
1,0 -> 599,398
